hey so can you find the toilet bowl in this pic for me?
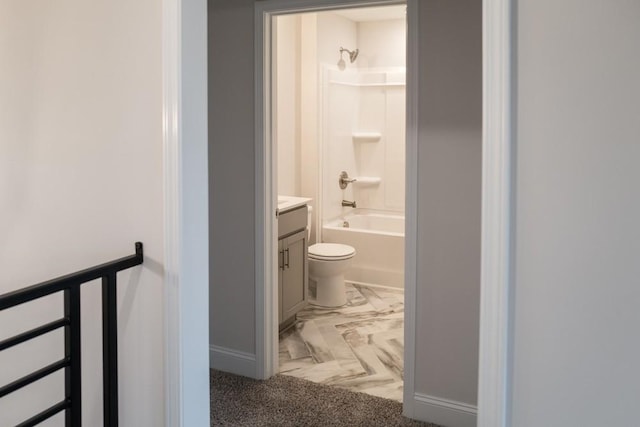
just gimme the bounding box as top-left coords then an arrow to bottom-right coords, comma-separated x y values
308,243 -> 356,307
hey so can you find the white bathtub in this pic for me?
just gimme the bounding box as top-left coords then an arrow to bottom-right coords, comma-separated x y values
322,210 -> 404,288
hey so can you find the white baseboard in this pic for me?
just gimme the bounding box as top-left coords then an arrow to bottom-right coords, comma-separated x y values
210,345 -> 257,378
410,393 -> 477,427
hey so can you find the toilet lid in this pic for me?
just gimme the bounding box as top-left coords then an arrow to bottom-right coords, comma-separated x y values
309,243 -> 355,260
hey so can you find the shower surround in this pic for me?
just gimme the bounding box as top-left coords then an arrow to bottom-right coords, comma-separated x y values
320,66 -> 406,288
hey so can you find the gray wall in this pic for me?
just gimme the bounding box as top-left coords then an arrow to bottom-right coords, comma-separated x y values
512,0 -> 640,425
209,0 -> 256,353
208,0 -> 482,406
415,0 -> 482,405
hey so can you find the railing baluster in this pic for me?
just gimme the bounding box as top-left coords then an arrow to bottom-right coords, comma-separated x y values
0,243 -> 142,426
65,286 -> 82,426
102,272 -> 118,427
16,400 -> 70,427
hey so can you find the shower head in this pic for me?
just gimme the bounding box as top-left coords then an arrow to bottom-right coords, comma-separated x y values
340,47 -> 359,63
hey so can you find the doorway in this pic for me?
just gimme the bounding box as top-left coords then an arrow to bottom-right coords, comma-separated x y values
256,0 -> 420,408
272,5 -> 408,402
246,0 -> 513,425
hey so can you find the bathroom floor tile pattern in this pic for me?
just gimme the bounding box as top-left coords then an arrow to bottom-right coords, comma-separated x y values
279,283 -> 404,402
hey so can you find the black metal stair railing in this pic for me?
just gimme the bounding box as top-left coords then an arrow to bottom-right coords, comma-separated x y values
0,242 -> 143,427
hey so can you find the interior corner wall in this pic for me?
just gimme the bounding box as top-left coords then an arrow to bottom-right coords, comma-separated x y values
299,14 -> 320,244
0,0 -> 164,425
316,12 -> 358,67
414,0 -> 482,406
512,1 -> 640,425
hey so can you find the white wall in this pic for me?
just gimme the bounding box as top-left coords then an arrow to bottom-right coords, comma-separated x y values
512,1 -> 640,425
276,15 -> 302,197
0,0 -> 164,425
300,14 -> 320,243
316,13 -> 359,72
357,19 -> 406,68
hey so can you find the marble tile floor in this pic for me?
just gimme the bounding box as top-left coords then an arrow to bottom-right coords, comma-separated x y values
279,283 -> 404,402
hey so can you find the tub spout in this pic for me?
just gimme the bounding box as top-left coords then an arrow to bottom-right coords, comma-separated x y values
342,200 -> 357,208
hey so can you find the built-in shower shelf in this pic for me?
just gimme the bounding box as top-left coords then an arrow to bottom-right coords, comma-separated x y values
352,132 -> 381,142
353,177 -> 381,186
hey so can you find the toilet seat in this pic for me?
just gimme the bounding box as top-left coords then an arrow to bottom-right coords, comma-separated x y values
308,243 -> 355,261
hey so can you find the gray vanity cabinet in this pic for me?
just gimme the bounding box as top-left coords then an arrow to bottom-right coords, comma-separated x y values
277,205 -> 308,327
279,230 -> 308,323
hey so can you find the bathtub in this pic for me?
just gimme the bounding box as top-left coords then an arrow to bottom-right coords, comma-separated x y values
322,210 -> 405,288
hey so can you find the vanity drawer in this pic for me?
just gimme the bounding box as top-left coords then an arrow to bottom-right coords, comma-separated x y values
278,205 -> 308,239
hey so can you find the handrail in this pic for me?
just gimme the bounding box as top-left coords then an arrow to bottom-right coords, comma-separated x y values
0,242 -> 143,427
0,242 -> 143,310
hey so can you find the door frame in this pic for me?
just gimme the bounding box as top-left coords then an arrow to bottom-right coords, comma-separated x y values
162,0 -> 210,425
162,0 -> 515,425
478,0 -> 515,425
254,0 -> 411,383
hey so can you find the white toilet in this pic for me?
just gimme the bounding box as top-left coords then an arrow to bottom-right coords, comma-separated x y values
308,243 -> 356,307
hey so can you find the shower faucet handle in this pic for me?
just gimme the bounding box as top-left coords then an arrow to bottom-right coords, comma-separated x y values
339,171 -> 357,189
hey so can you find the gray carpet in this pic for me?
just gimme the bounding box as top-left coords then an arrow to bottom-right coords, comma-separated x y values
210,369 -> 440,427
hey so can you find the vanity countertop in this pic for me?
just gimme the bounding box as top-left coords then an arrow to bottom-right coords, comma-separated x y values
277,196 -> 312,214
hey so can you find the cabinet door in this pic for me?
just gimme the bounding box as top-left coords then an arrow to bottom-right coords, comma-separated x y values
281,230 -> 308,321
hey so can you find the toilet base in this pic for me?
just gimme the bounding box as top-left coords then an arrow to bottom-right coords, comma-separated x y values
309,275 -> 347,307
